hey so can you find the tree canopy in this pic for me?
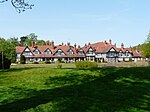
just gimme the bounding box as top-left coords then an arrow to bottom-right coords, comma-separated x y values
0,0 -> 34,13
0,38 -> 16,63
141,31 -> 150,58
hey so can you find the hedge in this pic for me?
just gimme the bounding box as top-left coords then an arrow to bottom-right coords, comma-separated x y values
75,61 -> 98,68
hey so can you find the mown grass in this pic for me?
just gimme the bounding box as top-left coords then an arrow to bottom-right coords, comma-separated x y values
0,66 -> 150,112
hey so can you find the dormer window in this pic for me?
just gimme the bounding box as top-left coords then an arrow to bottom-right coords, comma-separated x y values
78,49 -> 84,55
87,48 -> 94,54
33,49 -> 40,54
67,49 -> 74,54
119,51 -> 123,56
45,49 -> 52,54
55,49 -> 65,56
125,51 -> 129,56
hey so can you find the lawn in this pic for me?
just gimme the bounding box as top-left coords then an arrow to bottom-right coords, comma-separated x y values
0,66 -> 150,112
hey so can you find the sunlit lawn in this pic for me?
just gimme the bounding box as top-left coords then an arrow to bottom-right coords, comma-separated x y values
0,65 -> 150,112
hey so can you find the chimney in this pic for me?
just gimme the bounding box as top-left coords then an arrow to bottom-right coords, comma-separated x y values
121,43 -> 124,49
31,41 -> 35,48
74,43 -> 77,50
88,42 -> 91,46
114,43 -> 116,47
67,42 -> 70,46
52,41 -> 55,49
78,45 -> 80,49
136,44 -> 140,52
46,41 -> 49,46
85,43 -> 87,46
109,39 -> 112,44
62,42 -> 64,46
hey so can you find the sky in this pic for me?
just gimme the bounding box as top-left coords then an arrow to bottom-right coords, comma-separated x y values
0,0 -> 150,47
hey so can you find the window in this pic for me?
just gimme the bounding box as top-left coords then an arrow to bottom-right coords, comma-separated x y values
33,49 -> 40,54
78,49 -> 84,55
68,49 -> 74,54
45,49 -> 51,54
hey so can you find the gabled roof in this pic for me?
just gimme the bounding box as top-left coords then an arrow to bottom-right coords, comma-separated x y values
82,41 -> 116,53
132,50 -> 143,57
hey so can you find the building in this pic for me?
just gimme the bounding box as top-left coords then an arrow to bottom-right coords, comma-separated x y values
16,40 -> 145,63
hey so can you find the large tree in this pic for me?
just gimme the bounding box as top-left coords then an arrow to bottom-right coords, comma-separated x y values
141,31 -> 150,58
0,38 -> 16,63
0,0 -> 34,13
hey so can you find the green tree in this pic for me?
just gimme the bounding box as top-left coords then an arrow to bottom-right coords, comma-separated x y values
20,55 -> 26,64
141,31 -> 150,58
7,37 -> 20,46
36,40 -> 46,45
20,36 -> 28,46
0,37 -> 16,65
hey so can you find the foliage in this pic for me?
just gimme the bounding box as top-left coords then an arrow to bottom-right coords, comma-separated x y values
56,61 -> 62,68
7,37 -> 20,46
0,53 -> 11,69
33,62 -> 39,64
0,67 -> 150,112
45,61 -> 51,64
0,37 -> 16,63
36,40 -> 46,46
75,61 -> 98,68
20,55 -> 26,64
140,31 -> 150,58
0,0 -> 34,13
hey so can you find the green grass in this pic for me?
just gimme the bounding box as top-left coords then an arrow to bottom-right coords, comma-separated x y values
0,66 -> 150,112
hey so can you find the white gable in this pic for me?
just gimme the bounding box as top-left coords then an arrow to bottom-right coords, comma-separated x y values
109,48 -> 116,52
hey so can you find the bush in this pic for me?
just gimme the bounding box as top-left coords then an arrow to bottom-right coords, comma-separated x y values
56,62 -> 62,68
45,61 -> 51,64
75,61 -> 98,68
0,53 -> 11,69
33,62 -> 39,64
20,55 -> 26,64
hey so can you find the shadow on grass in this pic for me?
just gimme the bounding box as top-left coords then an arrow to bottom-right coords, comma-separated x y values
0,67 -> 150,112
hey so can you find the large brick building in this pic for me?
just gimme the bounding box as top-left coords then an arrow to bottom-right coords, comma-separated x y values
16,40 -> 146,63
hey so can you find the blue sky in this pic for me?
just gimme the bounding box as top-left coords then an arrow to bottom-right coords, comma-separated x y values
0,0 -> 150,47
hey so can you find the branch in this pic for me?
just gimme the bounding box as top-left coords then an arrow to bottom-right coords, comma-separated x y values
0,0 -> 34,13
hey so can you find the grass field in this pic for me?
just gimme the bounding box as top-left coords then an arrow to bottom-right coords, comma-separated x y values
0,64 -> 150,112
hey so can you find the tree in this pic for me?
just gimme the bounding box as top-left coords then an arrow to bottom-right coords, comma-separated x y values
7,37 -> 19,46
20,33 -> 38,46
36,40 -> 46,46
20,55 -> 26,64
141,31 -> 150,58
0,38 -> 16,62
0,0 -> 34,13
20,36 -> 28,46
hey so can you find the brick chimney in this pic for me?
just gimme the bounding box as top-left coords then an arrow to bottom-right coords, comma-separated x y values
109,39 -> 112,44
31,41 -> 35,48
52,41 -> 55,49
46,41 -> 49,46
62,42 -> 64,46
121,43 -> 124,49
67,42 -> 70,46
88,42 -> 91,46
74,43 -> 77,51
78,45 -> 80,49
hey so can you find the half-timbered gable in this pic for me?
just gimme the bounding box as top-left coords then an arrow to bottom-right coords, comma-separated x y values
44,48 -> 52,54
67,49 -> 74,54
33,49 -> 41,54
86,47 -> 95,56
22,47 -> 33,56
54,49 -> 66,56
77,48 -> 85,55
106,47 -> 117,57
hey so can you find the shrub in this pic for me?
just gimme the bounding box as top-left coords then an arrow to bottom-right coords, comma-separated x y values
75,61 -> 98,68
0,53 -> 11,69
20,55 -> 26,64
45,61 -> 51,64
56,62 -> 62,68
33,61 -> 39,64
